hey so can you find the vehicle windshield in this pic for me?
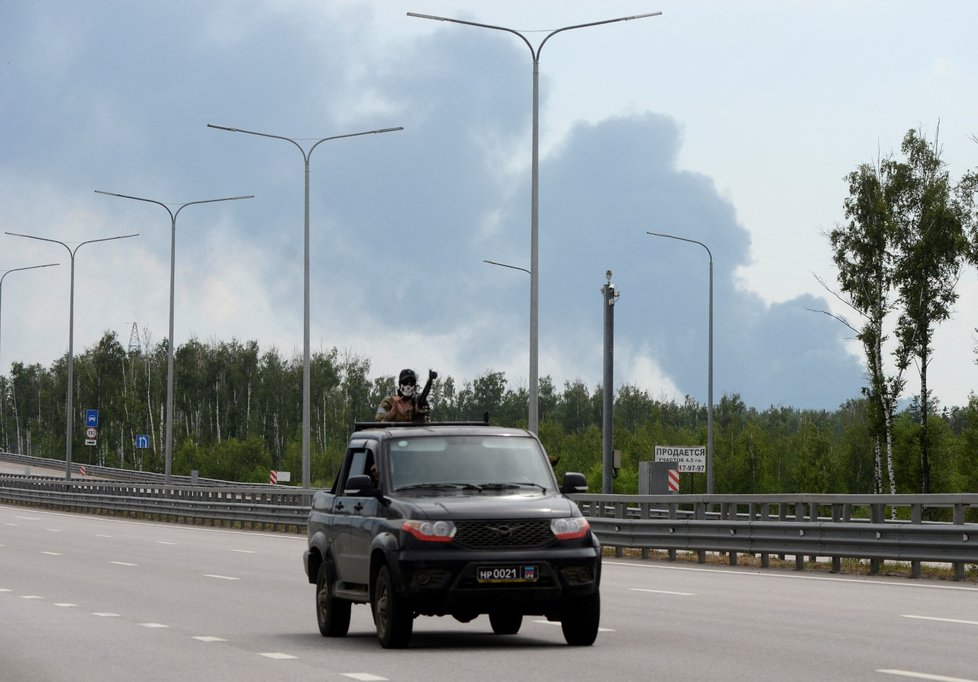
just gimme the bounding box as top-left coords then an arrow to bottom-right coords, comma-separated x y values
387,435 -> 554,492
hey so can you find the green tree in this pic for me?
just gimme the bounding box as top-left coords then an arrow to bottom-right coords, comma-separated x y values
888,128 -> 974,492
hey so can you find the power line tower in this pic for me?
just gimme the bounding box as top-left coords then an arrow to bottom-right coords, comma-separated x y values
128,322 -> 141,353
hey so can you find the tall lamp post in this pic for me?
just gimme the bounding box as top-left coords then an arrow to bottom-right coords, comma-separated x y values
94,191 -> 253,484
646,231 -> 714,494
408,10 -> 662,436
6,231 -> 138,480
207,123 -> 403,489
1,262 -> 60,371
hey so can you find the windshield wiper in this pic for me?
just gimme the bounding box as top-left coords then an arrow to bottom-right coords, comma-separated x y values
394,483 -> 482,492
479,482 -> 547,492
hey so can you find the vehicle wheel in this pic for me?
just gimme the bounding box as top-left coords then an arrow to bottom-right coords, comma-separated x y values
489,610 -> 523,635
560,592 -> 600,646
316,561 -> 351,637
372,564 -> 413,648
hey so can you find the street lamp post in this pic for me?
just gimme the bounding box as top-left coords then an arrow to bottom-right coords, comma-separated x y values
0,262 -> 60,372
646,231 -> 714,494
94,191 -> 253,484
483,259 -> 532,425
207,123 -> 403,489
6,231 -> 138,480
408,10 -> 662,436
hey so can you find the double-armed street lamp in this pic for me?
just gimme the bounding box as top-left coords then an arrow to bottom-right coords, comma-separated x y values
0,262 -> 60,371
646,231 -> 714,494
408,10 -> 662,435
6,231 -> 138,480
94,191 -> 253,484
207,123 -> 403,490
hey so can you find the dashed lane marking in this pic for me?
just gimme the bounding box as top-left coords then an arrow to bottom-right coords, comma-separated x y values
901,615 -> 978,627
342,674 -> 389,681
877,670 -> 978,682
204,574 -> 240,581
15,516 -> 41,521
231,549 -> 255,554
96,534 -> 113,538
21,596 -> 43,600
93,613 -> 120,617
531,620 -> 615,632
111,561 -> 138,567
41,551 -> 62,556
260,653 -> 297,660
139,623 -> 169,629
54,603 -> 77,608
0,588 -> 11,593
45,528 -> 62,532
193,636 -> 227,642
157,541 -> 176,545
629,588 -> 695,596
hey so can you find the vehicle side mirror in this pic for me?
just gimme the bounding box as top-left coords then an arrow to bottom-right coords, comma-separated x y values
560,472 -> 588,495
344,474 -> 375,496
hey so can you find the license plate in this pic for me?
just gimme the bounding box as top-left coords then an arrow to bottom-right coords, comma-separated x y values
476,565 -> 539,583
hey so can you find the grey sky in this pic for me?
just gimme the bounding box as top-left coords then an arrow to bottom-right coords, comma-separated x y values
1,0 -> 976,410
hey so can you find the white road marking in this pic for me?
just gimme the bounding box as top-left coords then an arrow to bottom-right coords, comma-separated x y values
45,528 -> 62,532
111,561 -> 138,567
157,541 -> 176,545
16,516 -> 41,521
193,636 -> 227,642
93,613 -> 120,617
343,674 -> 389,681
139,623 -> 169,629
260,653 -> 297,660
607,559 -> 978,592
630,588 -> 695,596
231,549 -> 255,554
877,670 -> 978,682
532,620 -> 615,632
96,534 -> 113,538
0,588 -> 11,592
21,595 -> 43,600
204,574 -> 240,581
4,523 -> 18,526
902,615 -> 978,627
41,551 -> 62,556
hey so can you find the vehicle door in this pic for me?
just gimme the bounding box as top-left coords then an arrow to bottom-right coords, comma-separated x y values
332,444 -> 380,586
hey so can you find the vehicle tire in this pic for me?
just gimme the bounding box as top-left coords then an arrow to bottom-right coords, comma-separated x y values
372,564 -> 413,648
560,592 -> 600,646
316,561 -> 351,637
489,610 -> 523,635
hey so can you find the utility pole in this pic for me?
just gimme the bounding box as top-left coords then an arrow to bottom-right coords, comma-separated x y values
602,270 -> 620,494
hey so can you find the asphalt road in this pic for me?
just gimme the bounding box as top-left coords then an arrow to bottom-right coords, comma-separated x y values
3,502 -> 978,682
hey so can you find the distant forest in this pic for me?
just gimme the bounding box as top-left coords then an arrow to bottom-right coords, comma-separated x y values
2,331 -> 976,494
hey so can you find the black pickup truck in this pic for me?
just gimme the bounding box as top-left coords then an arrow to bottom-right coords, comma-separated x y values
303,421 -> 602,648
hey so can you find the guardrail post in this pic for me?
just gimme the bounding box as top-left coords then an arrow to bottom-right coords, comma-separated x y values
759,503 -> 771,568
640,501 -> 650,560
615,499 -> 626,557
910,503 -> 922,578
954,503 -> 965,581
870,503 -> 884,574
696,501 -> 706,564
831,504 -> 842,573
794,503 -> 805,571
667,502 -> 677,562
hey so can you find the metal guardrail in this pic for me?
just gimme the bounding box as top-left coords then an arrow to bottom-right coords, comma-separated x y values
573,493 -> 978,579
0,451 -> 248,486
3,458 -> 977,579
0,475 -> 312,531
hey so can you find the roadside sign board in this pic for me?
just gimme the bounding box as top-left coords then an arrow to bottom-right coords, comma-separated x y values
85,427 -> 98,439
654,445 -> 706,473
135,435 -> 149,449
85,409 -> 99,427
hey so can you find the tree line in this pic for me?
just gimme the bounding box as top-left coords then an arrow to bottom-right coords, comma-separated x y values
2,126 -> 976,494
1,330 -> 976,495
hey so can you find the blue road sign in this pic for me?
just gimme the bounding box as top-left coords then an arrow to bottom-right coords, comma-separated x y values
135,435 -> 149,449
85,409 -> 99,427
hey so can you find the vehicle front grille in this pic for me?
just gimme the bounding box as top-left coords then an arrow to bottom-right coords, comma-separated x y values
453,520 -> 554,549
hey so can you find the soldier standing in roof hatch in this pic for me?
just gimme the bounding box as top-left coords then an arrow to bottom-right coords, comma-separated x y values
376,368 -> 434,422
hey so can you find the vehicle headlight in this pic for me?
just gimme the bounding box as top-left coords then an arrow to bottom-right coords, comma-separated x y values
403,519 -> 456,543
551,517 -> 589,540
